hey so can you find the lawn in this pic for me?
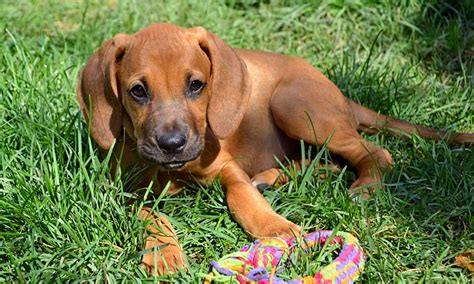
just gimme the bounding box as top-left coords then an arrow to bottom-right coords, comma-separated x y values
1,0 -> 473,282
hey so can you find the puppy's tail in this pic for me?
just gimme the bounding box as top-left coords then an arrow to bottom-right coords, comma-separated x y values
349,100 -> 474,145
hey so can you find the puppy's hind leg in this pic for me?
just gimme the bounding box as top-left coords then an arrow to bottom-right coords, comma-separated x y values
270,78 -> 393,197
251,168 -> 287,192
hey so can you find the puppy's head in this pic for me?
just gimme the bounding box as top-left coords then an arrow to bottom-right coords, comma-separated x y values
77,23 -> 250,170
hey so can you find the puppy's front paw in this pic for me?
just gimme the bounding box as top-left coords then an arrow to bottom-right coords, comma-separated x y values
248,214 -> 301,239
142,239 -> 186,275
138,209 -> 186,275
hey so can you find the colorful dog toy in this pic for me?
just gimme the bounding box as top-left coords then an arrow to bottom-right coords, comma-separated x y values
204,230 -> 365,284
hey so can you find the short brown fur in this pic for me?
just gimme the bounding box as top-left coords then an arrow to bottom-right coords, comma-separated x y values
77,23 -> 474,274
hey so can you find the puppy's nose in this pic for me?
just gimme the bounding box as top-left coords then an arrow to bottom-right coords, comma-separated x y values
157,132 -> 187,154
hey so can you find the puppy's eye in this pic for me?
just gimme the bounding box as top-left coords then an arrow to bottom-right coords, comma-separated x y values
129,84 -> 148,102
189,80 -> 204,94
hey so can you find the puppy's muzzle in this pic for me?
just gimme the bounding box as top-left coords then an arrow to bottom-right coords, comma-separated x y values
138,126 -> 203,170
154,130 -> 189,169
157,131 -> 187,155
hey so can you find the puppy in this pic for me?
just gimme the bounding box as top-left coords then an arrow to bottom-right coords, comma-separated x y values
77,23 -> 473,274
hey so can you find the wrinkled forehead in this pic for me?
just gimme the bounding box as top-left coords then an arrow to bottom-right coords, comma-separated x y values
119,30 -> 210,81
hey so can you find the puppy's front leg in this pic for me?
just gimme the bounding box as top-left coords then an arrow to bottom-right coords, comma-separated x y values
139,208 -> 186,275
220,161 -> 300,238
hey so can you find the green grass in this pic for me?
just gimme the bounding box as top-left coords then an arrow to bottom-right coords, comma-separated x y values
1,0 -> 473,282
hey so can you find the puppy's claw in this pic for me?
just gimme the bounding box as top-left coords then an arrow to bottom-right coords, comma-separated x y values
255,182 -> 273,193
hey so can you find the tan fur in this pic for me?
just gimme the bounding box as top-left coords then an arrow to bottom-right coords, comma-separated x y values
77,23 -> 474,274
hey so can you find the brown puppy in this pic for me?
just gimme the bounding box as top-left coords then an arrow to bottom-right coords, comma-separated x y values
77,23 -> 473,274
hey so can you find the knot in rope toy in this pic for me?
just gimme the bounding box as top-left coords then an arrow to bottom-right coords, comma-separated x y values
204,230 -> 365,284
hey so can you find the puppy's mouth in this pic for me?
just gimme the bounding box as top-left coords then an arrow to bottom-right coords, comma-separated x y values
160,161 -> 186,170
138,139 -> 203,170
140,153 -> 196,170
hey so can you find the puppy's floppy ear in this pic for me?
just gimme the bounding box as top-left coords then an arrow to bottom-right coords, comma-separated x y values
76,34 -> 130,149
188,27 -> 251,139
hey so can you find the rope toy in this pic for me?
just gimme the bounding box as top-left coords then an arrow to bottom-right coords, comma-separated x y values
204,230 -> 365,284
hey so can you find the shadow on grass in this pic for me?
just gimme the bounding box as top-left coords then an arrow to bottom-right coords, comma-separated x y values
386,140 -> 473,234
408,0 -> 473,76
